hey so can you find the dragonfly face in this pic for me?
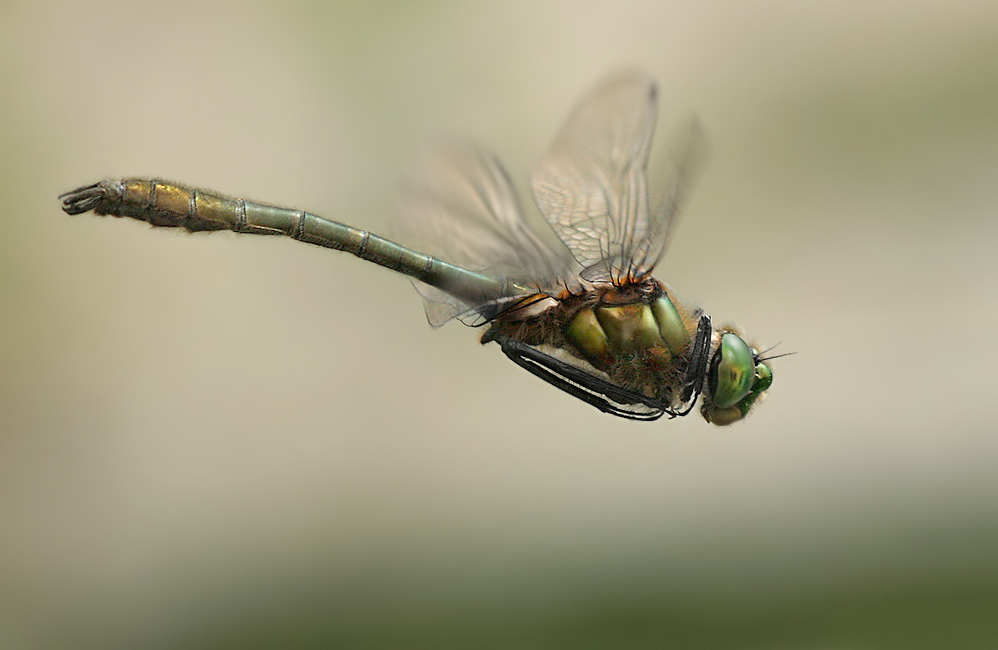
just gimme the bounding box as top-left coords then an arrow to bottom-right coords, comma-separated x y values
60,69 -> 776,424
702,333 -> 774,426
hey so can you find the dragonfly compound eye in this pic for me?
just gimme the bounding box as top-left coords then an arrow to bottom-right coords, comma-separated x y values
710,333 -> 755,409
704,344 -> 774,425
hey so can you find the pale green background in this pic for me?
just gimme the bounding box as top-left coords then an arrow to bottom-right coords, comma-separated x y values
2,1 -> 997,648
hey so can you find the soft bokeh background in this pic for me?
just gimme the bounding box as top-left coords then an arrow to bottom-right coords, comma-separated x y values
2,1 -> 997,648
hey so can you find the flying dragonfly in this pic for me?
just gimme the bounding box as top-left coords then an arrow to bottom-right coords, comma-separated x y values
60,69 -> 777,425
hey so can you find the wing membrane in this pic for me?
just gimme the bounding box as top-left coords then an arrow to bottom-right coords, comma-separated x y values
399,146 -> 577,325
399,70 -> 705,325
631,117 -> 709,276
530,69 -> 708,283
531,69 -> 657,282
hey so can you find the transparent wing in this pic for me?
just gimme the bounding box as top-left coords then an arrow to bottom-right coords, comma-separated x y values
633,116 -> 709,277
398,146 -> 578,326
531,69 -> 658,282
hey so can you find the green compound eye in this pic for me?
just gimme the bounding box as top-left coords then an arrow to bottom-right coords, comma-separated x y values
704,352 -> 775,426
711,333 -> 755,409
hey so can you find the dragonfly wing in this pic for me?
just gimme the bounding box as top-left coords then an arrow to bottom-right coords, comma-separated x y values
635,117 -> 710,277
531,69 -> 657,282
411,283 -> 546,328
399,146 -> 577,326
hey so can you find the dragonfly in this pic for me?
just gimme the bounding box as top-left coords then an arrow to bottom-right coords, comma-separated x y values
60,69 -> 777,425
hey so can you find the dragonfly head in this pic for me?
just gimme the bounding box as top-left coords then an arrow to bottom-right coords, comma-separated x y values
701,332 -> 773,426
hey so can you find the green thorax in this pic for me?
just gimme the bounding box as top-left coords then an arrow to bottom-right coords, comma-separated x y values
564,284 -> 697,371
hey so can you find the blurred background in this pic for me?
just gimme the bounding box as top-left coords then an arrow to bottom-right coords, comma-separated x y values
2,1 -> 997,648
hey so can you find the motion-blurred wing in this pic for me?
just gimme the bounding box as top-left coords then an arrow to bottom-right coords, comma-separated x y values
531,69 -> 657,282
399,146 -> 577,326
632,117 -> 709,277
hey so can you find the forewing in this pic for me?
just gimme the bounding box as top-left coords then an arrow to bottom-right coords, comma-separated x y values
630,117 -> 710,277
531,69 -> 657,281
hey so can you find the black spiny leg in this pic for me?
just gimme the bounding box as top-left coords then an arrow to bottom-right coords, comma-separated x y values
499,340 -> 670,421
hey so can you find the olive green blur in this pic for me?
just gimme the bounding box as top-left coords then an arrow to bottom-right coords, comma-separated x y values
4,1 -> 998,648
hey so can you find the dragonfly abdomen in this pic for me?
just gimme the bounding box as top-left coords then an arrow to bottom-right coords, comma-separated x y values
60,179 -> 524,310
62,178 -> 353,238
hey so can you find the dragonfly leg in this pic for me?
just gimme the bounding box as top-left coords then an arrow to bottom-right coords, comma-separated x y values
676,314 -> 711,412
498,339 -> 672,420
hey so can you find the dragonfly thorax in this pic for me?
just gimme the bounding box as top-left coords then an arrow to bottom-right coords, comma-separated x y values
484,280 -> 702,408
